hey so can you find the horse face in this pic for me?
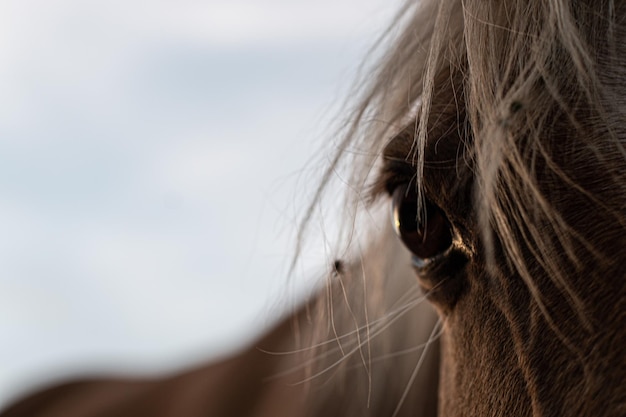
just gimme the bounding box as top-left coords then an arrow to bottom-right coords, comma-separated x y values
382,64 -> 626,416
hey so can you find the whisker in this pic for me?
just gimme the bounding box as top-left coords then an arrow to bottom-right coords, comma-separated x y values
258,285 -> 424,356
266,291 -> 430,383
391,317 -> 444,417
350,323 -> 445,366
357,244 -> 373,408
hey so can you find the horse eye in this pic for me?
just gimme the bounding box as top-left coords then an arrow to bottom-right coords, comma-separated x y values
391,184 -> 453,262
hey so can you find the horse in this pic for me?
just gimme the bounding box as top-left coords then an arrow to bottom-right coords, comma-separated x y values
2,0 -> 625,416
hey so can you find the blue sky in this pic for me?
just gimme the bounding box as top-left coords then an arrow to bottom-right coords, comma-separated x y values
0,0 -> 400,407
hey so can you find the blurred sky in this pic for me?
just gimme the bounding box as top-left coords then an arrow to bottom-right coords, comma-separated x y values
0,0 -> 401,407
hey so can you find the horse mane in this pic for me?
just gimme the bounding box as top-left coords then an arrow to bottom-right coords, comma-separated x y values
297,0 -> 626,415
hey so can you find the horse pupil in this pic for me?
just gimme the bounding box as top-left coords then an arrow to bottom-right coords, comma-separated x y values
392,184 -> 453,260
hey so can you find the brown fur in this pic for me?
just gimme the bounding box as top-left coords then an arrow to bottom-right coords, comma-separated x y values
0,310 -> 310,417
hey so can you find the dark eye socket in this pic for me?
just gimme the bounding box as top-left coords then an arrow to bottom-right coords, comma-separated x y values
391,184 -> 453,262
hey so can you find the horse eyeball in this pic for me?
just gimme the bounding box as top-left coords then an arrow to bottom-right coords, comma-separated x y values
391,184 -> 453,261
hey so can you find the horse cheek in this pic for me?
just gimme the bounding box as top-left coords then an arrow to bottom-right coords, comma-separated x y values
439,271 -> 533,417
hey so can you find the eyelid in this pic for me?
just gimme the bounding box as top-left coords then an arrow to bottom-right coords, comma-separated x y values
378,158 -> 418,196
368,157 -> 416,204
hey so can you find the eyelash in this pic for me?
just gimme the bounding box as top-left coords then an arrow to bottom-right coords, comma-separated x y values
373,159 -> 418,198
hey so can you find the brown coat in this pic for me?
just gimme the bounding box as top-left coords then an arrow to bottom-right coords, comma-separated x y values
0,316 -> 308,417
